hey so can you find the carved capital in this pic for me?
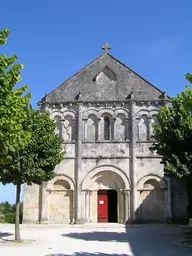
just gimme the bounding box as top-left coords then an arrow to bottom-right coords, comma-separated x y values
124,190 -> 130,196
131,101 -> 136,106
46,187 -> 52,193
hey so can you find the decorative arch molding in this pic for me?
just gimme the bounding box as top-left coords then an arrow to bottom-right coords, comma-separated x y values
150,110 -> 159,118
136,110 -> 150,119
81,165 -> 131,190
114,108 -> 129,118
50,109 -> 76,120
50,110 -> 63,119
47,174 -> 75,191
63,110 -> 76,120
99,108 -> 115,118
83,108 -> 100,119
137,174 -> 167,190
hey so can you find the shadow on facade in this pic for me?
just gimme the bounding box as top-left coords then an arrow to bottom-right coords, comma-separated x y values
135,178 -> 167,223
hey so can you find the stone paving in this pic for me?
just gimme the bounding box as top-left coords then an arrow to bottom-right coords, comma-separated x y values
0,223 -> 191,256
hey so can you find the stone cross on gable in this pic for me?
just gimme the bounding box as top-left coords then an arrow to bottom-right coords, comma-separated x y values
101,42 -> 111,53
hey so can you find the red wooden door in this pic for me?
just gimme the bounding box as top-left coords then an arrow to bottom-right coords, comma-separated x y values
98,190 -> 108,223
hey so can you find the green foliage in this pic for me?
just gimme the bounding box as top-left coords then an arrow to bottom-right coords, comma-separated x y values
151,73 -> 192,218
186,73 -> 192,83
0,28 -> 31,165
151,74 -> 192,178
0,201 -> 23,223
0,107 -> 63,185
4,212 -> 15,223
0,28 -> 63,240
0,201 -> 14,214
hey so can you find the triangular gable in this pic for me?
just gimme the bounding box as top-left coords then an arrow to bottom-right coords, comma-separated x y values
38,53 -> 168,104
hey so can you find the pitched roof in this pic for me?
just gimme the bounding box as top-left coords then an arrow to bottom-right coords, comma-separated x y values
38,53 -> 167,104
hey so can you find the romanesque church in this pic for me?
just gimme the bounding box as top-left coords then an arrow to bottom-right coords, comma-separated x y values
23,43 -> 187,224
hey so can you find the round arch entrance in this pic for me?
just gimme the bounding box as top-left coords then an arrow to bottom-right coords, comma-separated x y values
81,166 -> 131,224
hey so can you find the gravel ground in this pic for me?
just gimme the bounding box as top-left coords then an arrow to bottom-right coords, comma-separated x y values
0,223 -> 191,256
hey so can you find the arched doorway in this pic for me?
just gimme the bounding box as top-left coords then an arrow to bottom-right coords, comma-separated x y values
81,166 -> 131,223
137,176 -> 167,222
48,178 -> 73,224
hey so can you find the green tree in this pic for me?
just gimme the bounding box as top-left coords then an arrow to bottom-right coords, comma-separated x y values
0,28 -> 31,165
151,74 -> 192,221
0,201 -> 14,214
0,108 -> 63,241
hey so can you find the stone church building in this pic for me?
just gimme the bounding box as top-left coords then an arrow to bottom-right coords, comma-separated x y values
23,43 -> 187,224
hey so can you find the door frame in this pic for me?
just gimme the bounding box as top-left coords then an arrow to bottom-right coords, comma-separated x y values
97,189 -> 119,223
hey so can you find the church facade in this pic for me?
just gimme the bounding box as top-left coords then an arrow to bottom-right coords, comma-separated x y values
23,43 -> 187,224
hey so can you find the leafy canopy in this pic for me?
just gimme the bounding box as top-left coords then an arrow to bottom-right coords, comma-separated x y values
0,107 -> 64,185
151,74 -> 192,178
0,28 -> 31,165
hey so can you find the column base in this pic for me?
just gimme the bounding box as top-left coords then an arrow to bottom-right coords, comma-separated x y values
39,219 -> 49,225
74,218 -> 86,224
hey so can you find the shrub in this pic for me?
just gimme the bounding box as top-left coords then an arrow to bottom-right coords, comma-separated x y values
0,213 -> 5,223
4,212 -> 15,223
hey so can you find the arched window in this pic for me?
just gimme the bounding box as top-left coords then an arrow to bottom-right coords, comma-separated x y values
104,116 -> 110,140
115,114 -> 126,140
87,114 -> 97,141
62,115 -> 73,142
139,115 -> 149,141
150,115 -> 158,138
54,115 -> 62,138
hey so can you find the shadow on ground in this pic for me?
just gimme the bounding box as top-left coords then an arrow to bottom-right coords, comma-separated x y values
60,225 -> 192,256
0,231 -> 13,238
45,253 -> 129,256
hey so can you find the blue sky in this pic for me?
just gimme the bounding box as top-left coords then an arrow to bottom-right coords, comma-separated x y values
0,0 -> 192,204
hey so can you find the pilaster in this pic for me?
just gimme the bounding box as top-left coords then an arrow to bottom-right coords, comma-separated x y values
74,101 -> 84,223
130,101 -> 137,222
124,190 -> 130,223
40,182 -> 49,224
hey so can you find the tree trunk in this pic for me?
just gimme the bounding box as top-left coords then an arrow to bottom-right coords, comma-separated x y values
185,176 -> 192,222
15,183 -> 21,242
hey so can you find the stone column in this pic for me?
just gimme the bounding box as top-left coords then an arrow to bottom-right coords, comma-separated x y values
130,101 -> 137,222
97,118 -> 101,141
111,118 -> 116,141
124,190 -> 129,223
70,190 -> 75,224
40,182 -> 49,224
85,190 -> 90,223
125,118 -> 129,140
89,191 -> 92,222
148,117 -> 153,140
72,119 -> 76,141
75,101 -> 83,223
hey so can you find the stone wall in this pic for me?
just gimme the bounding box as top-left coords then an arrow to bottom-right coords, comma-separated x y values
23,100 -> 187,224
